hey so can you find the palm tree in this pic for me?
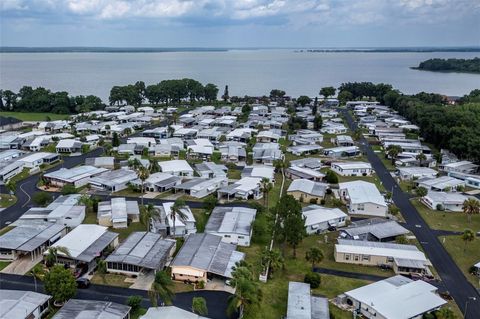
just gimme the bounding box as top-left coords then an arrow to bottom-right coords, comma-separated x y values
305,247 -> 324,268
261,248 -> 284,277
138,166 -> 150,206
5,180 -> 16,195
140,204 -> 156,232
386,145 -> 402,165
30,265 -> 45,292
260,178 -> 272,208
77,194 -> 93,213
462,198 -> 480,223
415,153 -> 427,167
45,246 -> 71,268
170,199 -> 187,237
461,229 -> 475,253
149,271 -> 175,307
227,263 -> 261,318
149,159 -> 160,174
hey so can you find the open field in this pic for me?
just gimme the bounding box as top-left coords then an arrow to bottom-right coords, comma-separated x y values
90,273 -> 132,288
412,198 -> 480,232
1,111 -> 70,121
441,235 -> 480,289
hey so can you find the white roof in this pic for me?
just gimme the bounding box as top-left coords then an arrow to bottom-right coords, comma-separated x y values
288,179 -> 328,197
289,166 -> 325,178
344,276 -> 446,319
332,161 -> 372,170
303,206 -> 347,227
140,306 -> 208,319
50,224 -> 108,258
424,191 -> 469,204
127,137 -> 156,145
44,166 -> 108,182
235,177 -> 262,192
339,181 -> 386,207
159,160 -> 193,173
398,166 -> 438,176
163,202 -> 195,227
245,166 -> 275,180
18,152 -> 55,163
56,139 -> 81,148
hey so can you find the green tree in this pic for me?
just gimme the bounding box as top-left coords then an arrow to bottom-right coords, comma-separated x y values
325,170 -> 339,184
297,95 -> 312,107
461,229 -> 475,253
33,192 -> 52,206
305,247 -> 324,268
44,265 -> 77,303
260,177 -> 273,208
312,97 -> 318,115
386,145 -> 402,165
112,132 -> 120,147
304,272 -> 321,289
416,186 -> 428,198
5,180 -> 16,195
149,270 -> 175,306
320,86 -> 336,99
148,159 -> 160,173
137,166 -> 150,206
261,248 -> 284,277
203,195 -> 218,212
337,90 -> 353,104
433,307 -> 456,319
416,153 -> 427,166
140,204 -> 156,232
388,204 -> 400,216
222,85 -> 229,102
462,198 -> 480,223
313,115 -> 323,130
227,262 -> 261,318
61,184 -> 76,195
44,246 -> 71,268
170,199 -> 187,237
204,83 -> 219,102
127,295 -> 143,313
192,297 -> 208,316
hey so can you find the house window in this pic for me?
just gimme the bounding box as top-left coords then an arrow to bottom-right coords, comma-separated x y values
354,255 -> 359,261
224,235 -> 231,238
344,254 -> 351,260
238,236 -> 244,239
357,204 -> 365,211
387,257 -> 394,262
362,255 -> 370,261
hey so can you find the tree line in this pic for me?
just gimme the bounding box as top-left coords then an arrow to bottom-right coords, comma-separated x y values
413,57 -> 480,74
338,82 -> 480,162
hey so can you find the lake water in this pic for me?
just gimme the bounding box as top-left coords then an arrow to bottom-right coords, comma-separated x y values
1,50 -> 479,102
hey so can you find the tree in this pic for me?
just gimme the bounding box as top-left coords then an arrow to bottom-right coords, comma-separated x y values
433,307 -> 456,319
416,186 -> 428,198
320,86 -> 336,99
297,95 -> 311,107
270,89 -> 286,100
170,199 -> 187,237
461,229 -> 475,253
33,192 -> 52,206
260,178 -> 273,208
204,83 -> 219,102
386,144 -> 402,164
140,204 -> 156,232
388,204 -> 400,216
462,198 -> 480,223
396,235 -> 409,245
276,196 -> 306,258
137,166 -> 150,206
304,272 -> 321,289
222,85 -> 229,102
305,247 -> 324,268
416,153 -> 427,166
149,271 -> 175,306
112,132 -> 120,147
148,159 -> 160,173
45,246 -> 71,268
313,115 -> 323,130
44,265 -> 77,303
312,97 -> 318,115
261,248 -> 284,276
192,297 -> 208,316
61,184 -> 76,195
203,195 -> 218,212
127,295 -> 143,313
5,180 -> 16,195
337,90 -> 353,104
77,194 -> 94,213
325,170 -> 339,184
227,262 -> 261,318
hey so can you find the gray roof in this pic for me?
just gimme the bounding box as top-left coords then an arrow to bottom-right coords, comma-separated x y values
171,233 -> 244,278
52,299 -> 130,319
106,232 -> 175,270
287,179 -> 328,197
0,289 -> 50,319
342,218 -> 409,240
205,207 -> 257,236
76,231 -> 119,262
287,282 -> 329,319
0,223 -> 65,252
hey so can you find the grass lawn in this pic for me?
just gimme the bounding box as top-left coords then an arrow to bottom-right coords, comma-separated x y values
83,212 -> 97,224
0,226 -> 14,236
379,156 -> 397,172
113,189 -> 143,198
227,169 -> 241,180
412,199 -> 480,232
10,168 -> 31,184
191,208 -> 209,232
131,308 -> 147,319
90,273 -> 132,288
172,281 -> 195,293
0,261 -> 11,271
1,111 -> 70,121
111,222 -> 147,241
441,235 -> 480,289
0,194 -> 17,208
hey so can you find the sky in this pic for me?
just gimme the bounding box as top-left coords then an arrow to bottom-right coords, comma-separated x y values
1,0 -> 479,48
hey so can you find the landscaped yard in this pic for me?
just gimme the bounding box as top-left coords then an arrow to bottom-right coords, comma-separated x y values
0,194 -> 17,208
90,273 -> 132,288
0,261 -> 11,271
227,168 -> 241,180
412,199 -> 480,232
191,208 -> 209,232
1,111 -> 70,121
9,168 -> 31,184
441,235 -> 480,289
111,222 -> 147,241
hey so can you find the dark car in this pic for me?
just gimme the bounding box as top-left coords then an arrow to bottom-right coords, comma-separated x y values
76,278 -> 90,289
74,264 -> 88,278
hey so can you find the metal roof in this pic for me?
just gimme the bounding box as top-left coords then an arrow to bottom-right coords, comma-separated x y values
106,232 -> 175,270
52,299 -> 131,319
288,179 -> 328,197
0,223 -> 65,252
205,207 -> 257,236
171,233 -> 244,278
342,219 -> 409,240
287,282 -> 329,319
0,289 -> 50,319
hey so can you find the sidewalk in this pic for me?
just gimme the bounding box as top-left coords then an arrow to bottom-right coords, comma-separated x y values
1,255 -> 42,275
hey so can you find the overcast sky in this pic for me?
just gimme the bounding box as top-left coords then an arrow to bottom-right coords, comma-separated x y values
1,0 -> 479,47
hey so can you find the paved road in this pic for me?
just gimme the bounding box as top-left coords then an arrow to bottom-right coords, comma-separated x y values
342,109 -> 480,318
0,273 -> 233,319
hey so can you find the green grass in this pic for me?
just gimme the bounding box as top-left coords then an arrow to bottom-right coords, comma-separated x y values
0,226 -> 14,236
0,194 -> 17,208
111,222 -> 147,241
1,111 -> 70,121
172,281 -> 195,293
112,189 -> 143,198
191,208 -> 209,233
227,169 -> 241,179
9,168 -> 30,184
90,273 -> 132,288
441,235 -> 480,289
83,212 -> 97,224
412,199 -> 480,232
0,261 -> 11,271
131,308 -> 148,319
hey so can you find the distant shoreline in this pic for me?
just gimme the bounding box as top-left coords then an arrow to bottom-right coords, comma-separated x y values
410,67 -> 480,75
1,46 -> 480,53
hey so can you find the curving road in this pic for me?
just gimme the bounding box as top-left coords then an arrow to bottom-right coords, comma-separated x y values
342,109 -> 480,318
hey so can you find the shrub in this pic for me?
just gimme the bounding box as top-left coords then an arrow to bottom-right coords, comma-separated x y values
33,192 -> 53,206
61,184 -> 76,195
325,170 -> 339,184
44,265 -> 77,303
309,198 -> 318,204
192,297 -> 208,315
320,199 -> 326,205
304,272 -> 321,289
127,295 -> 143,312
196,280 -> 205,289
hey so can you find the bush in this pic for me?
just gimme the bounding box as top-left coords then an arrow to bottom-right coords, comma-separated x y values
320,199 -> 326,205
33,192 -> 53,206
304,272 -> 321,289
192,297 -> 208,315
436,204 -> 444,211
61,184 -> 77,195
325,170 -> 339,184
127,295 -> 143,312
309,198 -> 318,204
196,280 -> 205,289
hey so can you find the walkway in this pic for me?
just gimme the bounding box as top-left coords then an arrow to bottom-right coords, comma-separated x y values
1,255 -> 43,275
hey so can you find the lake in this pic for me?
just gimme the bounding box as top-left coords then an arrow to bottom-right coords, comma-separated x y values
1,50 -> 479,102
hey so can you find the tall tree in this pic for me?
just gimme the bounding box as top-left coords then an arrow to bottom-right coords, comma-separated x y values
320,86 -> 336,99
386,144 -> 402,165
140,204 -> 156,232
192,297 -> 208,316
222,85 -> 229,102
204,83 -> 219,102
137,167 -> 150,206
313,115 -> 323,130
461,229 -> 475,253
260,178 -> 273,208
416,153 -> 427,166
112,132 -> 120,147
312,96 -> 318,115
170,199 -> 187,237
45,246 -> 71,268
227,262 -> 261,318
297,95 -> 311,107
462,198 -> 480,223
149,271 -> 175,306
44,265 -> 77,304
305,247 -> 324,268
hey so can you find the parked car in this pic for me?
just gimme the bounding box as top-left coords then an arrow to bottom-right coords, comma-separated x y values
76,278 -> 90,289
74,264 -> 88,279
